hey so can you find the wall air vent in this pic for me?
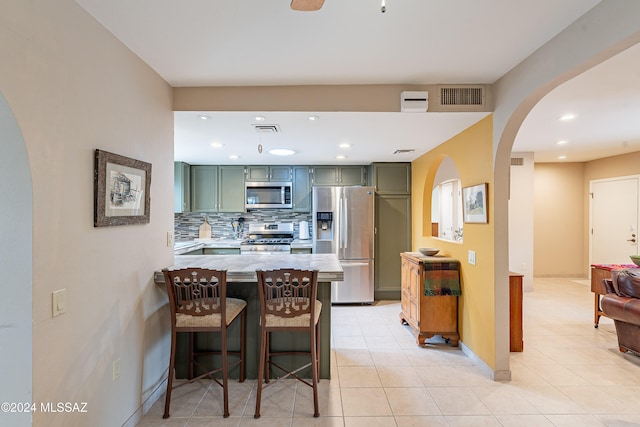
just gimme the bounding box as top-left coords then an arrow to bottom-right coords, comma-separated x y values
510,157 -> 524,166
253,124 -> 280,133
393,149 -> 415,154
440,87 -> 483,106
429,84 -> 492,112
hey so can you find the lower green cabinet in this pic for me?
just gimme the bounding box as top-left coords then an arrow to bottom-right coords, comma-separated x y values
203,248 -> 241,255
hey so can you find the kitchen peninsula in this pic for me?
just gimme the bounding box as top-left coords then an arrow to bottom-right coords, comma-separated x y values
154,253 -> 343,379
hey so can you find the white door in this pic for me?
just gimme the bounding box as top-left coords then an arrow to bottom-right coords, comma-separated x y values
590,177 -> 639,264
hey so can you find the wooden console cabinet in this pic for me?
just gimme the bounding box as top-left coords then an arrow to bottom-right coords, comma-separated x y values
399,252 -> 459,346
509,272 -> 524,352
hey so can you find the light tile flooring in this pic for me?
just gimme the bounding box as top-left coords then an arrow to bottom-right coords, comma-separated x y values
138,278 -> 640,426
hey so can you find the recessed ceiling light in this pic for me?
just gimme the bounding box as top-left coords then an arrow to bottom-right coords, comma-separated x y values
254,115 -> 266,121
555,140 -> 568,145
197,115 -> 211,120
558,155 -> 567,160
336,155 -> 347,160
559,113 -> 576,121
339,143 -> 351,149
210,142 -> 224,148
268,148 -> 296,156
229,154 -> 239,160
308,115 -> 319,121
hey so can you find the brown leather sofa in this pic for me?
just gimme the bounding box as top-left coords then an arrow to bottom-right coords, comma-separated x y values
601,269 -> 640,355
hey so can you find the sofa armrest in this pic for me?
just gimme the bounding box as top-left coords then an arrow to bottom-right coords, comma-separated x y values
603,278 -> 616,294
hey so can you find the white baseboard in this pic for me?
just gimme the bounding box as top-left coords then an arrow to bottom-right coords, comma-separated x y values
121,374 -> 168,427
460,341 -> 512,381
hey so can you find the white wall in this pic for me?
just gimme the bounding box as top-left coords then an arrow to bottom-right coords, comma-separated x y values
508,152 -> 534,290
0,1 -> 174,425
0,93 -> 32,427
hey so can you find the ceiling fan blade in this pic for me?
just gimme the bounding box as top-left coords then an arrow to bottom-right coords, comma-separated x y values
290,0 -> 325,12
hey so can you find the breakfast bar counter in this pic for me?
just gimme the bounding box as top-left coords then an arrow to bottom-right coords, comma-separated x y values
154,253 -> 343,379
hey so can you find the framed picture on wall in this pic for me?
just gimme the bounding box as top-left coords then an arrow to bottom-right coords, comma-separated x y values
94,149 -> 151,227
463,183 -> 488,224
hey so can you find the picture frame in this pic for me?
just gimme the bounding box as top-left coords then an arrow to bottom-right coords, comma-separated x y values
463,183 -> 488,224
94,149 -> 151,227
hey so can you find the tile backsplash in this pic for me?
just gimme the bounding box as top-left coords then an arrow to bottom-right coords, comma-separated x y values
175,210 -> 312,241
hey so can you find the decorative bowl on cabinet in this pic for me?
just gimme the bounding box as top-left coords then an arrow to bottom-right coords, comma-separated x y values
419,248 -> 439,256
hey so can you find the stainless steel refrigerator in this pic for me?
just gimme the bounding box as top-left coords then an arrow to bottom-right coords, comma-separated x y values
312,186 -> 374,303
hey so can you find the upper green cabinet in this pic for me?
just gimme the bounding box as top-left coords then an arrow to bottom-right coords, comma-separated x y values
292,166 -> 311,212
218,166 -> 245,212
190,165 -> 245,212
174,161 -> 191,213
190,165 -> 218,212
311,166 -> 367,186
245,165 -> 292,182
371,163 -> 411,194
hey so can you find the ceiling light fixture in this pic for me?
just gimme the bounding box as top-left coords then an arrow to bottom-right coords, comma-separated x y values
254,115 -> 266,121
559,113 -> 576,121
558,155 -> 567,160
197,115 -> 211,120
555,140 -> 568,145
339,143 -> 351,149
210,142 -> 224,148
229,154 -> 239,160
381,0 -> 386,13
336,155 -> 347,160
268,148 -> 295,156
308,115 -> 319,121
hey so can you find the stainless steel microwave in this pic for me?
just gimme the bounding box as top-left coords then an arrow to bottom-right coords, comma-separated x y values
245,182 -> 292,209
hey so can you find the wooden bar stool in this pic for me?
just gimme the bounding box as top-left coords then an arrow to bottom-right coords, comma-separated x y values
254,268 -> 321,418
162,268 -> 246,418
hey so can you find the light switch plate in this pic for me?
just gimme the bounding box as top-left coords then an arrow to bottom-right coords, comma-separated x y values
52,289 -> 66,317
166,231 -> 174,247
468,250 -> 476,265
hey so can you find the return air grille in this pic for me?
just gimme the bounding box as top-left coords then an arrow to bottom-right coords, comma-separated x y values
253,124 -> 280,133
511,157 -> 524,166
393,149 -> 415,154
440,87 -> 484,106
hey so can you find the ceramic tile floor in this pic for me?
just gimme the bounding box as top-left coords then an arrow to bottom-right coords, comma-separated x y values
137,277 -> 640,426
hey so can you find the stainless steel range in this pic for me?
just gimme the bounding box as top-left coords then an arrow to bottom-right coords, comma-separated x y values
240,223 -> 294,254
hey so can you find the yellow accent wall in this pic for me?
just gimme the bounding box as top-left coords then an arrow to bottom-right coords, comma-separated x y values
411,115 -> 496,368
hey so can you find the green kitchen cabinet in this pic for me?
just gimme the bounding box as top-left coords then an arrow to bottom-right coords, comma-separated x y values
203,248 -> 241,255
174,161 -> 191,213
218,166 -> 245,212
292,166 -> 311,212
245,165 -> 292,182
191,165 -> 218,212
371,163 -> 411,194
311,166 -> 367,186
339,166 -> 367,186
374,194 -> 411,300
290,247 -> 312,254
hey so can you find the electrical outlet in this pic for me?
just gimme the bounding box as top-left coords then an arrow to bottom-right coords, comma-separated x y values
52,289 -> 66,317
468,250 -> 476,266
166,231 -> 174,247
112,358 -> 121,381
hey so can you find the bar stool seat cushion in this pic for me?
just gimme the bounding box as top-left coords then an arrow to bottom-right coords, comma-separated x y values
176,298 -> 247,328
264,298 -> 322,327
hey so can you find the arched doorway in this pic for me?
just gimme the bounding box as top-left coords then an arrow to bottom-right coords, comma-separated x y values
0,92 -> 33,427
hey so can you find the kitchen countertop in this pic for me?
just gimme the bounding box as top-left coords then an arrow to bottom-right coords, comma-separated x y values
155,253 -> 343,283
174,238 -> 242,255
291,238 -> 312,248
174,238 -> 313,254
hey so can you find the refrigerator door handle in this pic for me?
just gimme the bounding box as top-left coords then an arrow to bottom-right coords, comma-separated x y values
338,197 -> 344,251
343,196 -> 348,249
